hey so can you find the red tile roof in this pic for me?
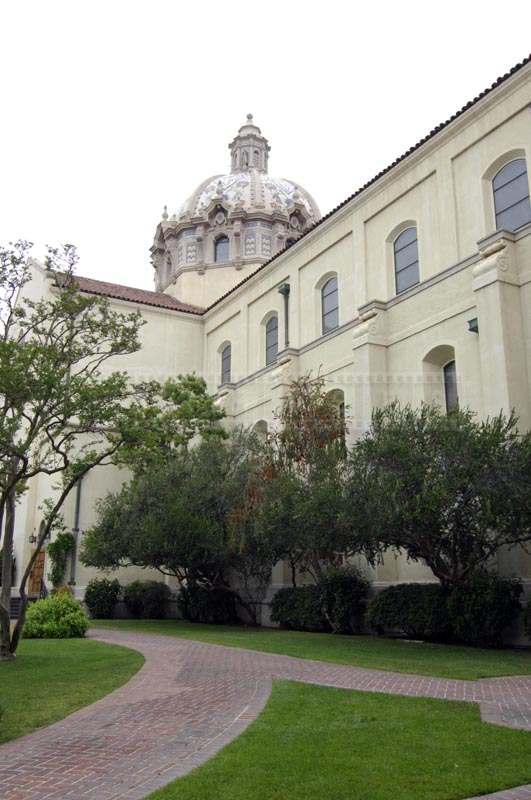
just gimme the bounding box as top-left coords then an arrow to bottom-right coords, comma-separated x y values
60,274 -> 204,315
206,53 -> 531,312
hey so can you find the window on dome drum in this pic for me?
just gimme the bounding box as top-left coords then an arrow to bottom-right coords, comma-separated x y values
265,315 -> 278,366
394,227 -> 420,294
220,344 -> 231,385
492,158 -> 531,232
321,276 -> 339,333
214,236 -> 230,263
443,360 -> 458,414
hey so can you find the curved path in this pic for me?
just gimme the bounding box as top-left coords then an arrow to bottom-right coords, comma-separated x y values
0,628 -> 530,800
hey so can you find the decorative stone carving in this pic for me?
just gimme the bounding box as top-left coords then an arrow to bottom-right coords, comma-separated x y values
245,235 -> 256,256
262,235 -> 272,257
186,243 -> 197,263
473,234 -> 517,290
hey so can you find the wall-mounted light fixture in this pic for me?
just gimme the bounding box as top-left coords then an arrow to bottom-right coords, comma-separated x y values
468,317 -> 479,334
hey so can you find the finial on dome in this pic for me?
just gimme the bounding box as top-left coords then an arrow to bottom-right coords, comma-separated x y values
162,205 -> 169,221
229,115 -> 270,175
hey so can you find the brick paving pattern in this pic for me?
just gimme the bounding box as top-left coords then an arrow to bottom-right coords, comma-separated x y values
0,627 -> 529,800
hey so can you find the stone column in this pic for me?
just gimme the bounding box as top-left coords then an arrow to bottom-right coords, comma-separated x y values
268,352 -> 299,428
472,232 -> 531,429
351,302 -> 389,438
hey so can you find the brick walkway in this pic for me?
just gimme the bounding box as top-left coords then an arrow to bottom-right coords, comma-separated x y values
0,628 -> 530,800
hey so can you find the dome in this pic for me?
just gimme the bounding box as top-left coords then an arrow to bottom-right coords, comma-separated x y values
151,116 -> 321,303
178,170 -> 320,222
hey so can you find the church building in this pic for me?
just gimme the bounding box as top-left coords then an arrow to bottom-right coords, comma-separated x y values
14,55 -> 531,614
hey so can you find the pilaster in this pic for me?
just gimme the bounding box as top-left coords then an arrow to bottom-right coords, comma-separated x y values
472,232 -> 530,428
351,302 -> 389,435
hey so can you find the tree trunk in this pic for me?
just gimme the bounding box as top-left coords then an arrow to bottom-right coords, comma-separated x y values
0,487 -> 16,660
290,559 -> 297,587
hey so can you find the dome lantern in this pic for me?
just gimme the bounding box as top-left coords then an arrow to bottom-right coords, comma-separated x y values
229,114 -> 270,174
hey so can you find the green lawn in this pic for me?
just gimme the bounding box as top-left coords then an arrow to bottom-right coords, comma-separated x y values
0,638 -> 144,744
148,681 -> 531,800
93,619 -> 531,680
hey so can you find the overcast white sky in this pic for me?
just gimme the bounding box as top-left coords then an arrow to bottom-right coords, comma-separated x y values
1,1 -> 530,290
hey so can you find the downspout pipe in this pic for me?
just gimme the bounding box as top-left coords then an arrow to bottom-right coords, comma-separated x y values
68,477 -> 82,587
278,283 -> 290,348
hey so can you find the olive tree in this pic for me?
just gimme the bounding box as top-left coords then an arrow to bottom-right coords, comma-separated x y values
347,402 -> 531,587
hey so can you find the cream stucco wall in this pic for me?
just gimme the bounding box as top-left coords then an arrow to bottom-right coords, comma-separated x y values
11,60 -> 531,605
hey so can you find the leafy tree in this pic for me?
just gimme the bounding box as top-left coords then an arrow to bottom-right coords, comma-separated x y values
82,431 -> 279,624
115,374 -> 226,475
0,241 -> 142,658
0,241 -> 224,658
259,375 -> 373,582
347,402 -> 531,588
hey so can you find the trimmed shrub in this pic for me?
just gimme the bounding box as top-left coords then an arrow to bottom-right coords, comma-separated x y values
524,601 -> 531,641
123,580 -> 171,619
178,584 -> 240,625
367,583 -> 451,641
24,593 -> 89,639
447,573 -> 522,648
319,567 -> 369,633
84,578 -> 121,619
271,568 -> 369,634
270,585 -> 326,632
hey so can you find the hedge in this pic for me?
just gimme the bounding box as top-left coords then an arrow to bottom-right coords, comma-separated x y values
271,567 -> 369,634
367,575 -> 523,647
178,584 -> 240,625
84,578 -> 121,619
123,580 -> 171,619
367,583 -> 451,641
447,573 -> 522,648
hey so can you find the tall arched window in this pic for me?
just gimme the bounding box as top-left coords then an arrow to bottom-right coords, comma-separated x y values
265,315 -> 278,365
492,158 -> 531,231
214,236 -> 230,263
321,276 -> 339,333
253,420 -> 268,441
443,360 -> 458,414
394,227 -> 419,294
220,343 -> 231,385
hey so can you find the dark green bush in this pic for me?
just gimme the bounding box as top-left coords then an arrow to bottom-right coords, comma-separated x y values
319,567 -> 369,633
84,578 -> 121,619
524,601 -> 531,641
123,580 -> 171,619
367,583 -> 451,641
271,568 -> 369,634
24,593 -> 88,638
178,584 -> 240,624
270,585 -> 326,632
447,573 -> 522,648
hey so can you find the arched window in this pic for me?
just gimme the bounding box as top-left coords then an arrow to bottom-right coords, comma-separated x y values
443,360 -> 458,414
321,276 -> 339,333
214,236 -> 229,263
220,343 -> 231,385
394,227 -> 419,294
265,315 -> 278,365
492,158 -> 531,232
326,388 -> 346,444
253,420 -> 268,441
